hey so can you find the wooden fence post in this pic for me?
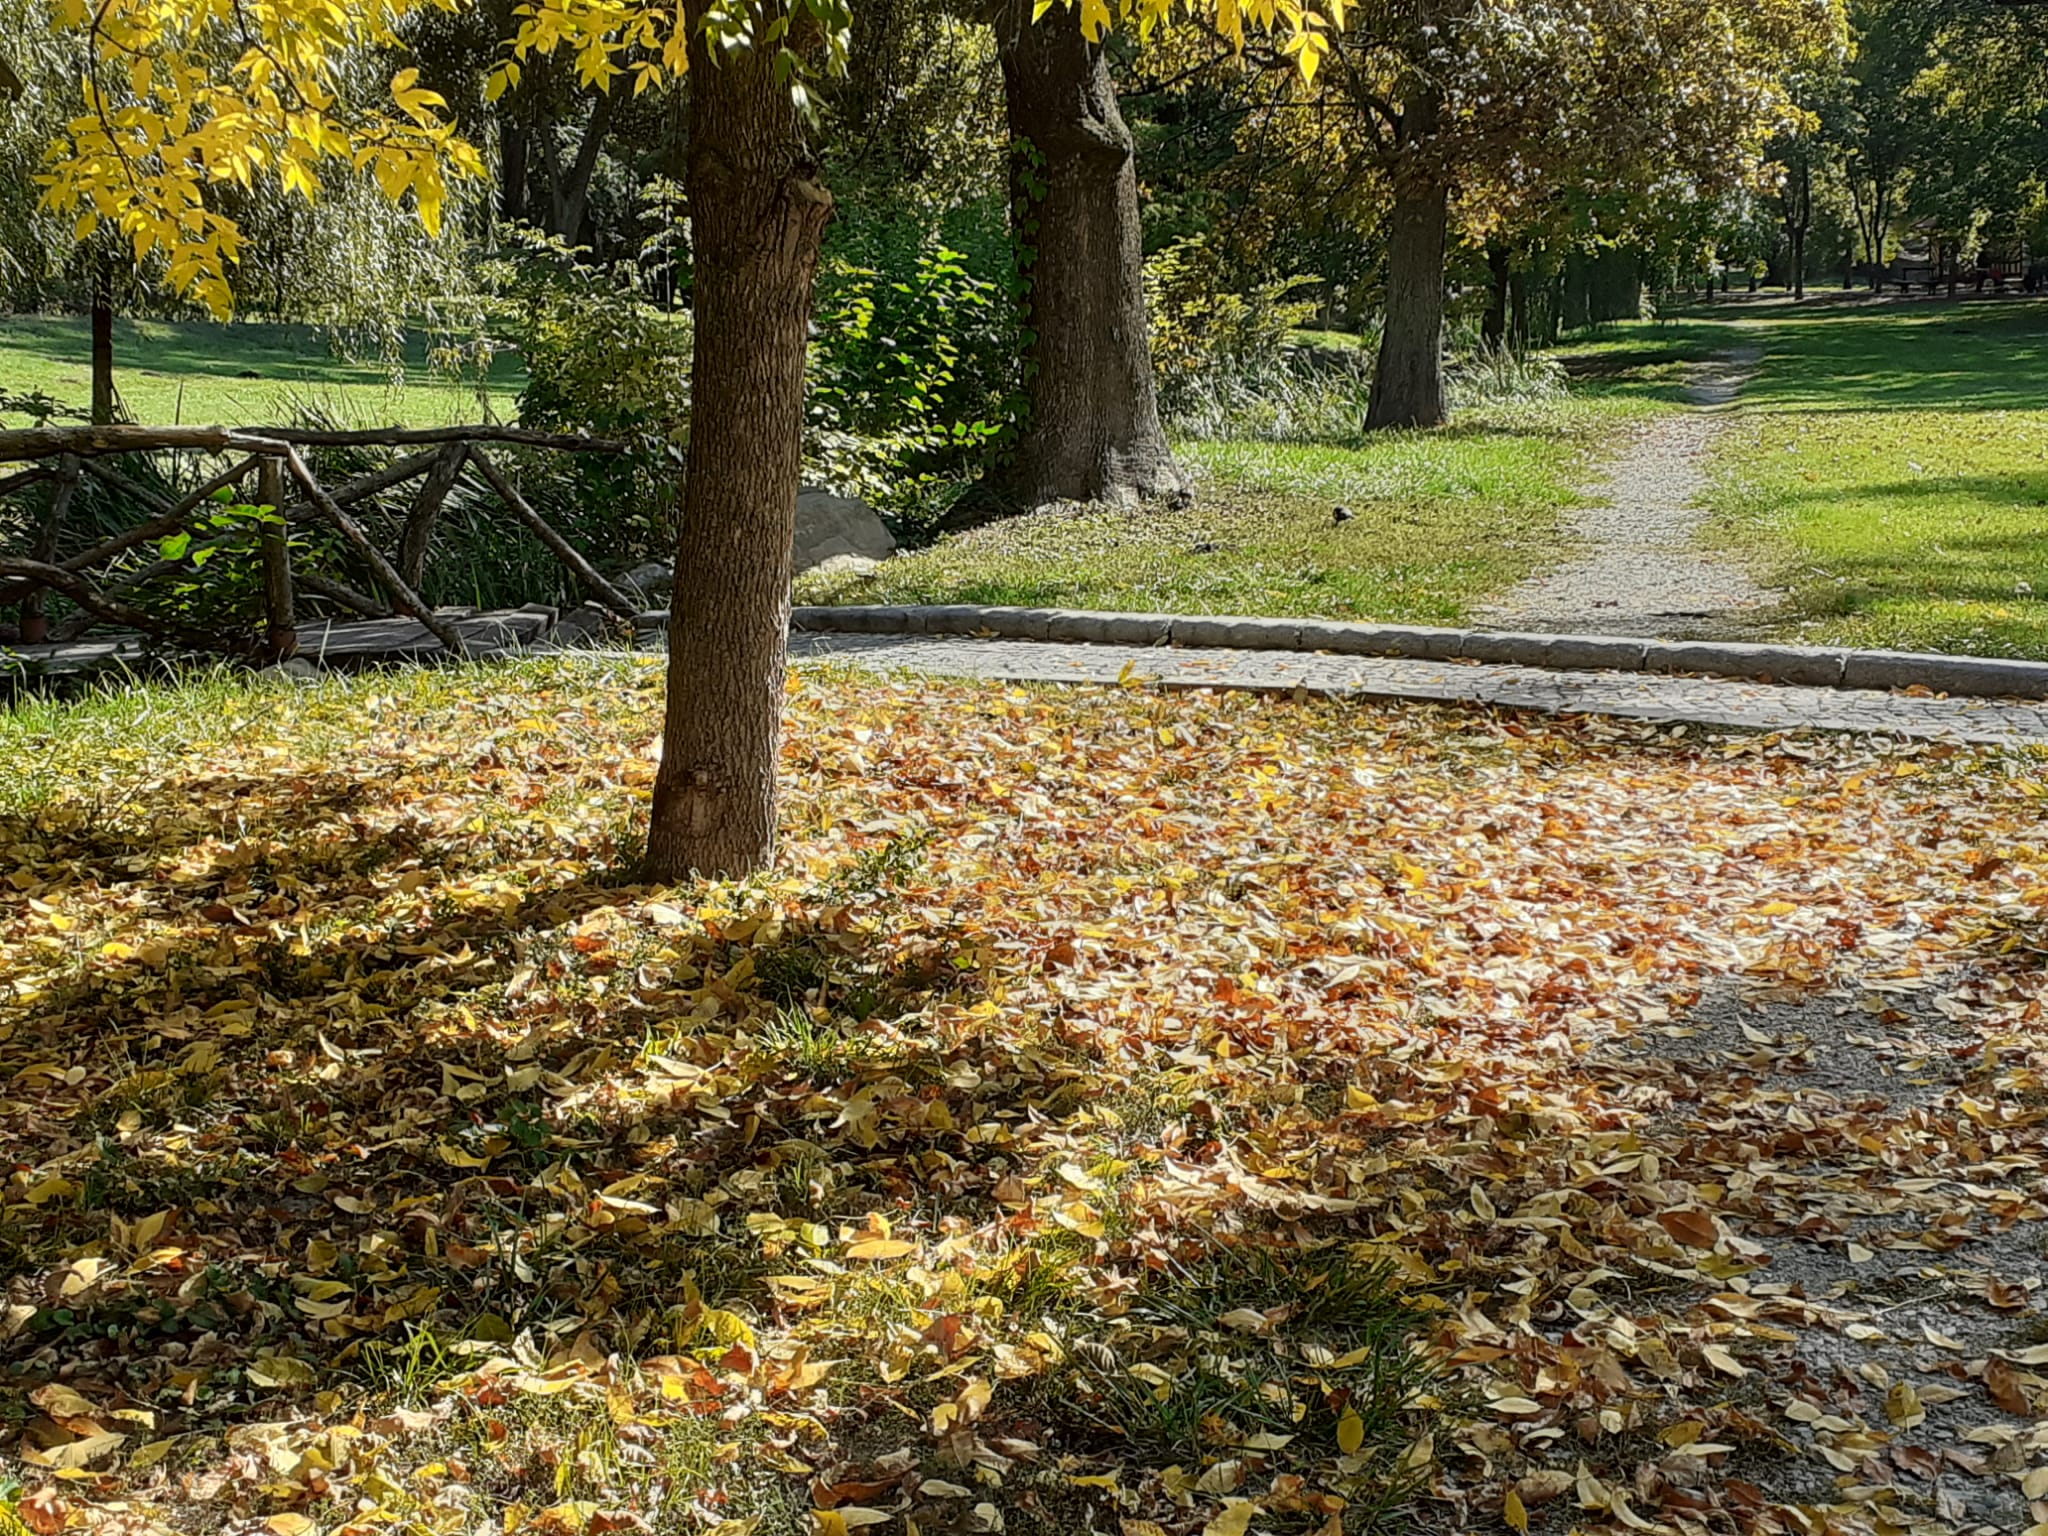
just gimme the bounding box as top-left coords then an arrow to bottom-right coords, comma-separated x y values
21,454 -> 79,643
257,454 -> 297,660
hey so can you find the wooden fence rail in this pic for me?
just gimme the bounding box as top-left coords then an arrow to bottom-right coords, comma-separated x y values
0,423 -> 638,662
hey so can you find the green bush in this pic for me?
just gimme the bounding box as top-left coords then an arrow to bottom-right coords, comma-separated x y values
471,234 -> 696,589
806,197 -> 1020,530
1147,235 -> 1322,417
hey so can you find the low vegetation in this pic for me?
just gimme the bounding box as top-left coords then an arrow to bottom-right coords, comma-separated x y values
1706,299 -> 2048,657
0,316 -> 521,429
803,354 -> 1698,624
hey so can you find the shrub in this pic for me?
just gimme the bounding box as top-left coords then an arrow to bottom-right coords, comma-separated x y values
1146,235 -> 1322,417
806,197 -> 1020,530
466,233 -> 690,586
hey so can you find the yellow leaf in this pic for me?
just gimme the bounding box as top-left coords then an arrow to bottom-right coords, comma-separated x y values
1503,1489 -> 1529,1535
843,1237 -> 915,1261
1202,1502 -> 1256,1536
1701,1345 -> 1746,1378
1336,1408 -> 1365,1454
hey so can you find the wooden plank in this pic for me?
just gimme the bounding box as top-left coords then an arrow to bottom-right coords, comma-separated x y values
293,609 -> 553,665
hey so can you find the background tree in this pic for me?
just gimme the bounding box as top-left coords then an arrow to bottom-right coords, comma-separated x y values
1306,0 -> 1839,430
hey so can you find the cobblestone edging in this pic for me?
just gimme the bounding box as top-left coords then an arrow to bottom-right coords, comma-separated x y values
780,605 -> 2048,701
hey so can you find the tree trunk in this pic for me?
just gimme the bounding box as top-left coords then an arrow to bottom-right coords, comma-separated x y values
500,121 -> 528,223
1366,86 -> 1447,433
556,89 -> 615,247
996,0 -> 1182,507
91,267 -> 116,427
1788,160 -> 1810,301
1481,243 -> 1509,350
644,4 -> 831,882
1508,269 -> 1530,351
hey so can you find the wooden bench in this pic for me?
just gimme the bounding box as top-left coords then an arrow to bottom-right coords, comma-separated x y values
1974,254 -> 2027,292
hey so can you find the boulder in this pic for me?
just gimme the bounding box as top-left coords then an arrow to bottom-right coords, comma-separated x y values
614,562 -> 675,601
795,487 -> 894,574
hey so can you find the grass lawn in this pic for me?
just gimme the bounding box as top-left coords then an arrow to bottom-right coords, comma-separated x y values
2,659 -> 2044,1536
1702,296 -> 2048,657
0,314 -> 523,429
802,359 -> 1708,624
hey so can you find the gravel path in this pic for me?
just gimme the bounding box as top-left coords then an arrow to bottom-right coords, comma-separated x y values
1478,348 -> 1781,638
1592,980 -> 2046,1536
787,632 -> 2048,744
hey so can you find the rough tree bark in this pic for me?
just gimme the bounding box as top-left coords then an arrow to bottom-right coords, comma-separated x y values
996,0 -> 1183,507
91,266 -> 116,427
1365,85 -> 1448,433
644,2 -> 832,882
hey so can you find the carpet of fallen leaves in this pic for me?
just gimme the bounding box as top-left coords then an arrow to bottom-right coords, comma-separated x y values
4,656 -> 2048,1536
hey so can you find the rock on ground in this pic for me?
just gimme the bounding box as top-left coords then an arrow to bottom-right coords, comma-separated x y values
795,486 -> 895,574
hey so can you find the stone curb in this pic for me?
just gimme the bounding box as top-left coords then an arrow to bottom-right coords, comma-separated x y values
759,606 -> 2048,701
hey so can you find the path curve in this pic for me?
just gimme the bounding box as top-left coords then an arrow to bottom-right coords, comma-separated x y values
1478,347 -> 1779,638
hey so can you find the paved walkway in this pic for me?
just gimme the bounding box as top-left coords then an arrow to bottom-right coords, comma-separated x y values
789,631 -> 2048,744
1477,348 -> 1782,638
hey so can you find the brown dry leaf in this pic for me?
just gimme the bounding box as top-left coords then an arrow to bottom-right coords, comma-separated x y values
1657,1209 -> 1719,1249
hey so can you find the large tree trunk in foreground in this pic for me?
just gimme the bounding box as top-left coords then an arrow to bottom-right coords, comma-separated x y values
91,267 -> 116,427
1365,184 -> 1448,430
997,0 -> 1183,507
644,5 -> 831,882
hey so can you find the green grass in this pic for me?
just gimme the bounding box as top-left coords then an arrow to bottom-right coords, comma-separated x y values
1702,298 -> 2048,658
802,373 -> 1697,625
0,314 -> 523,428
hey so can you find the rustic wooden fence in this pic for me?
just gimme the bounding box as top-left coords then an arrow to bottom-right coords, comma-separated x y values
0,424 -> 642,661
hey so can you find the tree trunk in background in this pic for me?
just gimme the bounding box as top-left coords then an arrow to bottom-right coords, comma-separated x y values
90,266 -> 115,426
1481,244 -> 1509,349
500,121 -> 528,223
556,89 -> 615,246
1366,82 -> 1447,432
1787,159 -> 1810,301
1366,207 -> 1448,425
997,0 -> 1183,507
644,2 -> 831,883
